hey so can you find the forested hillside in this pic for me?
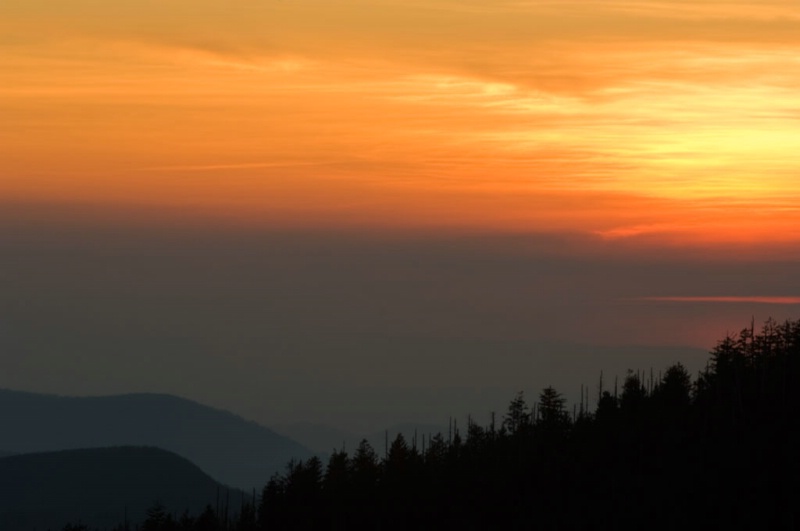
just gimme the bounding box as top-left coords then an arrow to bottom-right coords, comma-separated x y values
66,318 -> 800,530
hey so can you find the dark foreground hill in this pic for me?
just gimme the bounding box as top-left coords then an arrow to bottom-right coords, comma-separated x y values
255,318 -> 800,530
0,446 -> 244,531
0,390 -> 313,490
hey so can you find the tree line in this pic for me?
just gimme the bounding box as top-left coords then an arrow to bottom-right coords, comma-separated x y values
67,318 -> 800,530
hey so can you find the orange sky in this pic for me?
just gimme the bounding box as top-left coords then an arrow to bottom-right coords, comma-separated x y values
3,0 -> 800,247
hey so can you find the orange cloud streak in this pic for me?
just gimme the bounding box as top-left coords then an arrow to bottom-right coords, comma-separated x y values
640,296 -> 800,305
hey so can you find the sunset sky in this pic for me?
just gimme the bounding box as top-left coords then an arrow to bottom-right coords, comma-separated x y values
2,0 -> 800,432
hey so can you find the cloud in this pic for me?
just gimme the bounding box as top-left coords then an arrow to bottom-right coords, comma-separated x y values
639,296 -> 800,304
3,0 -> 800,250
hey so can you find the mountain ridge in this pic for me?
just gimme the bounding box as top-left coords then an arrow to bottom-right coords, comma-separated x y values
0,446 -> 244,531
0,388 -> 314,490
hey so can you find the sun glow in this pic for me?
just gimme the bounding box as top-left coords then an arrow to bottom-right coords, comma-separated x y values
2,0 -> 800,249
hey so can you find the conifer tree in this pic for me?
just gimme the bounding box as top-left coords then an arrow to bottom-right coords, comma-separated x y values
503,391 -> 531,435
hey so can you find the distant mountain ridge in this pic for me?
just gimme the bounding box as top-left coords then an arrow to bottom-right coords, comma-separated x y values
0,389 -> 314,490
0,446 -> 244,531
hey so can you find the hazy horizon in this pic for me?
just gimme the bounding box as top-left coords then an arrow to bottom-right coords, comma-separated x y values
3,211 -> 795,433
3,0 -> 800,434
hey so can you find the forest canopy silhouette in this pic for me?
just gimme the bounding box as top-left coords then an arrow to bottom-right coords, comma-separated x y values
68,317 -> 799,530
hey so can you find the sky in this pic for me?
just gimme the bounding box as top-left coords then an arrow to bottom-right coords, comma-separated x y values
2,0 -> 800,433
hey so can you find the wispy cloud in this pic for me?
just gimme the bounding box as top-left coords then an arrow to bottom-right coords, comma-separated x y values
134,161 -> 328,173
640,296 -> 800,304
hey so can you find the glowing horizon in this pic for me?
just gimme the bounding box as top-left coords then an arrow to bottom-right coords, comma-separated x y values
3,0 -> 800,248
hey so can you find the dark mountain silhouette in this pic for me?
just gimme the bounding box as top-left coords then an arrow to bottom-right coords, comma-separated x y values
0,390 -> 313,490
0,446 -> 244,531
11,317 -> 799,531
251,318 -> 800,530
